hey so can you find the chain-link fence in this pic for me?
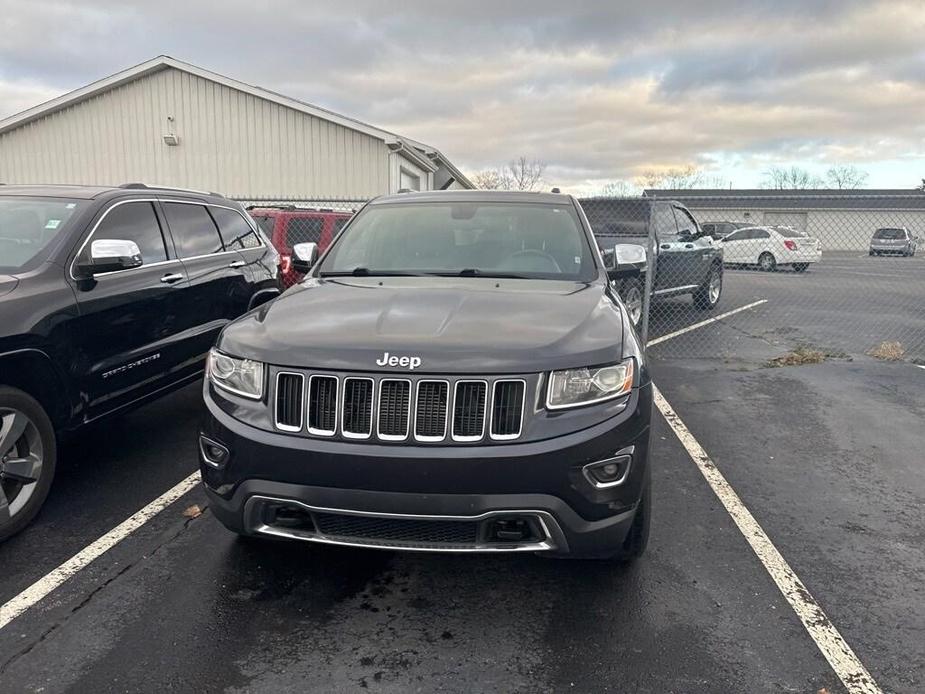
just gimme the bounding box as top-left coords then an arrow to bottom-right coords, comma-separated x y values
236,198 -> 367,286
579,195 -> 925,366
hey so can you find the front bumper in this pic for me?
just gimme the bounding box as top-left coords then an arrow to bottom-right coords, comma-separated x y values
200,382 -> 653,555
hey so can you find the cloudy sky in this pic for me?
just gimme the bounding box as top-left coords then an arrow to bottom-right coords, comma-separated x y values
1,0 -> 923,192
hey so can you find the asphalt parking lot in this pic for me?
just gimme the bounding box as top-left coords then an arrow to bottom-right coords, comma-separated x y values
0,253 -> 922,693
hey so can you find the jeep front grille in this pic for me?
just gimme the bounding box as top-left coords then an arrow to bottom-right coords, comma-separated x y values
491,380 -> 526,439
453,381 -> 487,440
307,375 -> 337,435
272,371 -> 529,443
274,372 -> 304,431
378,379 -> 411,440
342,378 -> 373,438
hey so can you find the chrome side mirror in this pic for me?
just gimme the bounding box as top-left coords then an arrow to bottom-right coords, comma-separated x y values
607,243 -> 647,279
79,239 -> 143,275
291,242 -> 319,273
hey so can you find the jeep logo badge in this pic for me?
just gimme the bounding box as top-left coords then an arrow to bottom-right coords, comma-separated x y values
375,351 -> 422,370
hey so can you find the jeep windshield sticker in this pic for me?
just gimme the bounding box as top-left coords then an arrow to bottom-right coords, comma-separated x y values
375,352 -> 422,370
45,219 -> 61,229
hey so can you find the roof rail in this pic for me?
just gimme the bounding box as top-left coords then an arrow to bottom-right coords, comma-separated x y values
118,182 -> 224,197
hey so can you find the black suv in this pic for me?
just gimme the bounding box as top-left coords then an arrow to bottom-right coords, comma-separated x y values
200,191 -> 653,560
0,184 -> 280,540
579,198 -> 724,328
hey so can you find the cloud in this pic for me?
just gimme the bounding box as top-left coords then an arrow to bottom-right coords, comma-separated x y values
1,0 -> 923,190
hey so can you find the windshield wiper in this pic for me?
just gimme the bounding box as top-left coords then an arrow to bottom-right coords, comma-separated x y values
319,268 -> 430,278
454,268 -> 531,279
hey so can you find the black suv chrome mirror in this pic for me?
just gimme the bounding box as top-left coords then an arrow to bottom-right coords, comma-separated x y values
607,243 -> 647,280
79,239 -> 143,275
291,242 -> 319,273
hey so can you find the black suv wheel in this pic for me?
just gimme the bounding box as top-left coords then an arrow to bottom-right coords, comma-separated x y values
0,387 -> 57,542
693,264 -> 723,310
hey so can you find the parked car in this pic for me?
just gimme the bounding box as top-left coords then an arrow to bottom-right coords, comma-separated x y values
200,190 -> 653,561
248,206 -> 353,287
0,183 -> 281,540
579,197 -> 724,329
720,225 -> 821,272
869,227 -> 918,257
700,221 -> 752,240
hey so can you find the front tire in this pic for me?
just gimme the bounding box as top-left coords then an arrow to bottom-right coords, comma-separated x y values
0,387 -> 57,542
758,252 -> 777,272
619,277 -> 644,330
693,264 -> 722,310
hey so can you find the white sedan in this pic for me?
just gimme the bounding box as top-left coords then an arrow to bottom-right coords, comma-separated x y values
720,226 -> 822,272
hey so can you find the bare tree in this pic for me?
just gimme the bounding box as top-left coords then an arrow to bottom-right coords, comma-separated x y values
471,169 -> 507,190
505,156 -> 547,191
636,165 -> 706,190
471,156 -> 547,191
825,164 -> 868,189
762,166 -> 824,189
598,180 -> 639,197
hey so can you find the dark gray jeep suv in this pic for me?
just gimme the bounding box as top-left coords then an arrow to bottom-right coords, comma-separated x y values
200,191 -> 652,560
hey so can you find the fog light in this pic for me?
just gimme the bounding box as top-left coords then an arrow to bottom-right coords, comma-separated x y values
583,453 -> 632,488
199,435 -> 229,469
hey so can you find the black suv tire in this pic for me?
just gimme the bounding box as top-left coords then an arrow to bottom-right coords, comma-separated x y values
0,386 -> 57,542
693,264 -> 723,310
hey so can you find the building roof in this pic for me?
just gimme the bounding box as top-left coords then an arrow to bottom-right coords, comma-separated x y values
0,55 -> 473,189
643,188 -> 925,210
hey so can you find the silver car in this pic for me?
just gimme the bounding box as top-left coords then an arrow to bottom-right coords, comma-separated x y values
869,227 -> 918,257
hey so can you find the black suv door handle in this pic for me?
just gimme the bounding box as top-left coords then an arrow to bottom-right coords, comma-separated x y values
660,244 -> 670,250
160,273 -> 184,284
685,243 -> 694,249
228,260 -> 246,268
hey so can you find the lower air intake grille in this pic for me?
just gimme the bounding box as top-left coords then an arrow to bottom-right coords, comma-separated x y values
342,378 -> 373,437
308,375 -> 337,434
491,380 -> 525,438
378,380 -> 411,439
314,513 -> 478,546
275,373 -> 304,431
415,381 -> 448,439
453,381 -> 487,440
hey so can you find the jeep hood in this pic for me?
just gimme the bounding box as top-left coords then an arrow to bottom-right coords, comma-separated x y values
218,277 -> 625,374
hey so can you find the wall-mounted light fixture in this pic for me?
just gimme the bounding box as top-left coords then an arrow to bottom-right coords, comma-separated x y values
163,116 -> 180,146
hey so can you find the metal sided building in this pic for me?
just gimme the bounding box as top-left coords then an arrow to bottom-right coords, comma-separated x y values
644,189 -> 925,251
0,56 -> 473,201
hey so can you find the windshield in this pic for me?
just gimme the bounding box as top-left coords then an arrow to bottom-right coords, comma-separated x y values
874,228 -> 905,239
0,197 -> 85,272
318,201 -> 597,281
775,227 -> 808,238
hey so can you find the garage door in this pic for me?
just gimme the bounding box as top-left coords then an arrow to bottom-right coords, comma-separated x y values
762,212 -> 807,232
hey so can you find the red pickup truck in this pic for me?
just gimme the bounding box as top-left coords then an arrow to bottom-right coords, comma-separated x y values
248,206 -> 353,287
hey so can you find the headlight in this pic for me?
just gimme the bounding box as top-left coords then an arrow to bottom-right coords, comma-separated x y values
546,359 -> 634,410
207,348 -> 264,400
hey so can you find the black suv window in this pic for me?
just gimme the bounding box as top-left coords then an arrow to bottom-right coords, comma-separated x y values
286,217 -> 324,247
210,207 -> 261,250
673,206 -> 699,239
91,202 -> 168,264
163,202 -> 224,257
654,204 -> 680,241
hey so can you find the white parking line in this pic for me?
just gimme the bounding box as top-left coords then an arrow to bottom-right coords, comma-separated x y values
0,472 -> 200,631
648,299 -> 768,346
653,386 -> 881,694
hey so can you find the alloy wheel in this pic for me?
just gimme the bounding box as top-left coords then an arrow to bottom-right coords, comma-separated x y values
0,408 -> 44,524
